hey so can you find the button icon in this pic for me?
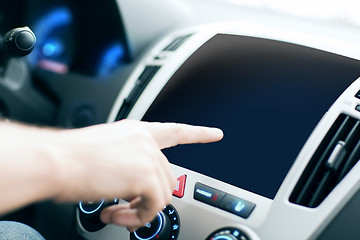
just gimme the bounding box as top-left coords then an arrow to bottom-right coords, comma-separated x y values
196,188 -> 212,198
193,182 -> 225,207
211,193 -> 219,202
234,201 -> 246,212
219,194 -> 255,219
174,181 -> 180,191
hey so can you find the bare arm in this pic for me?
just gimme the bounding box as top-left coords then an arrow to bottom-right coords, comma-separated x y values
0,119 -> 223,229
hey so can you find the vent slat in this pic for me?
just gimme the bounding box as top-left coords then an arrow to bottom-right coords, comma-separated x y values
337,122 -> 360,181
290,114 -> 360,208
308,171 -> 332,207
138,66 -> 161,83
115,66 -> 161,121
293,115 -> 349,205
163,34 -> 192,51
343,120 -> 360,143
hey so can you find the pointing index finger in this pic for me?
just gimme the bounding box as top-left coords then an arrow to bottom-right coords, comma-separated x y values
141,122 -> 224,149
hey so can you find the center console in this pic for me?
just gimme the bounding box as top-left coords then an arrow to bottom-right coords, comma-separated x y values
76,22 -> 360,239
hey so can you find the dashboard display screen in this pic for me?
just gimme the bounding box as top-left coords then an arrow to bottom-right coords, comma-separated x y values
142,34 -> 360,199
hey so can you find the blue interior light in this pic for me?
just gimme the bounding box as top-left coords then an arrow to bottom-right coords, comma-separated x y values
42,39 -> 64,58
29,7 -> 72,65
34,7 -> 72,35
97,43 -> 126,76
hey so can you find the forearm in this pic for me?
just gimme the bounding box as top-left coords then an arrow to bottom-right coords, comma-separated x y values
0,121 -> 61,215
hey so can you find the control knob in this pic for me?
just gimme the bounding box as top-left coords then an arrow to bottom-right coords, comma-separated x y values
130,205 -> 180,240
206,227 -> 250,240
210,235 -> 237,240
2,26 -> 36,59
78,199 -> 119,232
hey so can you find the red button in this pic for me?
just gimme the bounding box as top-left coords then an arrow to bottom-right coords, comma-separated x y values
172,175 -> 187,198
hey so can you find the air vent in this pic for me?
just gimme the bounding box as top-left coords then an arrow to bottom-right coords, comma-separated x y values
162,34 -> 192,51
290,114 -> 360,208
115,65 -> 161,121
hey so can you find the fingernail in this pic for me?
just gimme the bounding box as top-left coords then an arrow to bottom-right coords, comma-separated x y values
212,128 -> 224,138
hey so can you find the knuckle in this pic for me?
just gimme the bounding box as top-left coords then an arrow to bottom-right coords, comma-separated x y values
168,123 -> 184,143
135,130 -> 155,146
172,123 -> 183,136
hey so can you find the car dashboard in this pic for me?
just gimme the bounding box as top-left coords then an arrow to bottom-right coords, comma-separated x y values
1,1 -> 360,240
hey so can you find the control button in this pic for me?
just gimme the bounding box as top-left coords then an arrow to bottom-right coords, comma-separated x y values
4,26 -> 36,57
219,194 -> 255,219
355,105 -> 360,112
14,30 -> 36,51
173,175 -> 186,198
355,90 -> 360,99
194,182 -> 225,207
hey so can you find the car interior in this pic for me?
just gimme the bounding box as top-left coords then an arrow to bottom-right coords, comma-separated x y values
1,0 -> 360,239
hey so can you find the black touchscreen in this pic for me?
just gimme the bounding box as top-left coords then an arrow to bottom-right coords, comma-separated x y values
142,34 -> 360,199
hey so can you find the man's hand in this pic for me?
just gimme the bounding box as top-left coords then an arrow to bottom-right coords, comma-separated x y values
56,120 -> 223,230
